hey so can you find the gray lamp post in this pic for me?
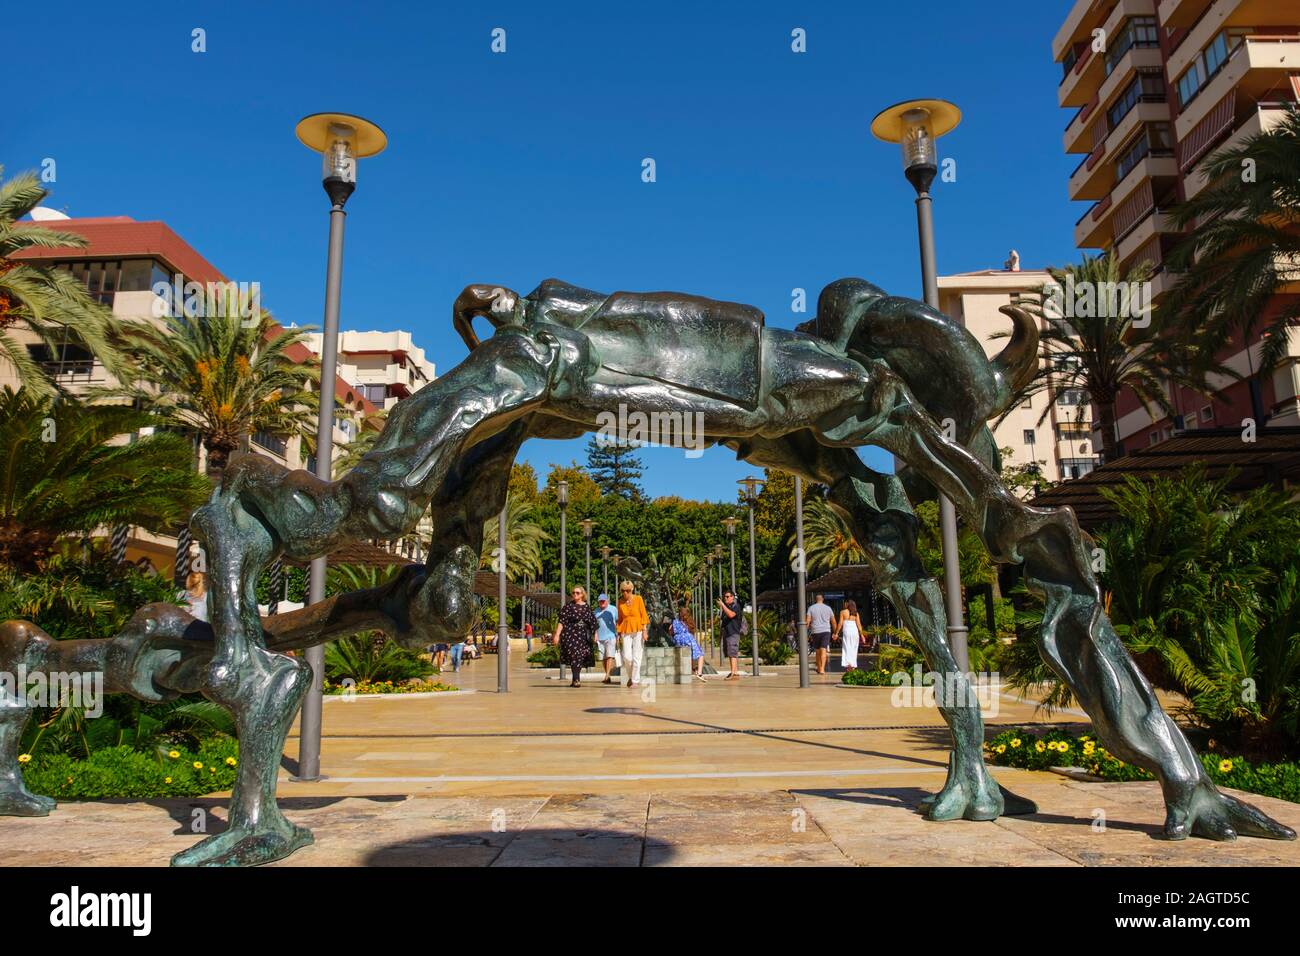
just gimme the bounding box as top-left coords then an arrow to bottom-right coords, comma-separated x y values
871,98 -> 970,673
557,480 -> 569,680
599,544 -> 611,596
722,516 -> 739,664
293,112 -> 387,782
580,518 -> 594,595
794,475 -> 809,689
498,508 -> 508,691
737,477 -> 764,676
712,544 -> 724,650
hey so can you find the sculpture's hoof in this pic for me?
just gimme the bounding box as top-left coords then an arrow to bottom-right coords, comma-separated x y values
920,756 -> 1004,821
1163,781 -> 1296,842
171,822 -> 314,867
0,789 -> 56,817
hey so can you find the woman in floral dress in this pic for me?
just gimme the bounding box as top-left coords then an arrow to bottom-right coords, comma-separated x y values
553,585 -> 599,686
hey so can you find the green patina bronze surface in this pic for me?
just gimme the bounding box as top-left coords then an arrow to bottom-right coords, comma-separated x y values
1,277 -> 1294,865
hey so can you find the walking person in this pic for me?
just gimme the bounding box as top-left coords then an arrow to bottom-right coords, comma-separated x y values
523,621 -> 533,652
449,634 -> 466,672
838,599 -> 863,672
671,601 -> 708,682
616,579 -> 649,687
716,589 -> 744,680
552,585 -> 599,687
593,592 -> 619,684
806,593 -> 836,675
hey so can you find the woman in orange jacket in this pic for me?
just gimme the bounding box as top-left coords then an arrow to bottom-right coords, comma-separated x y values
615,580 -> 649,687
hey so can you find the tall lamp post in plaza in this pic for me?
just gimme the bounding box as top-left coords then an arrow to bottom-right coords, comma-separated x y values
557,480 -> 569,680
870,98 -> 970,673
580,519 -> 594,595
498,508 -> 508,691
722,516 -> 739,664
599,544 -> 612,595
713,544 -> 724,650
737,477 -> 764,676
293,112 -> 387,781
705,553 -> 715,648
794,476 -> 809,689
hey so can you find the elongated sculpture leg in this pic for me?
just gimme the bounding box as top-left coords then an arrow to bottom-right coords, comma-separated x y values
170,482 -> 314,866
0,624 -> 56,816
863,380 -> 1296,841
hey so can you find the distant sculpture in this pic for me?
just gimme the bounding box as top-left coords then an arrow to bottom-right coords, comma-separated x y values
1,276 -> 1293,865
1004,249 -> 1021,272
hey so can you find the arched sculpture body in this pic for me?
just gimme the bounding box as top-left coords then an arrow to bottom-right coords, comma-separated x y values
1,278 -> 1293,865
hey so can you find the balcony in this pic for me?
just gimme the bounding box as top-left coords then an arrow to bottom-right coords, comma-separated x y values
1158,0 -> 1211,28
1068,102 -> 1171,204
1053,0 -> 1107,63
1184,103 -> 1290,199
1076,151 -> 1179,248
1176,36 -> 1300,140
1117,207 -> 1180,264
1061,0 -> 1162,107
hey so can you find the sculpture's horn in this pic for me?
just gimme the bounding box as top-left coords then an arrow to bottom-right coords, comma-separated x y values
988,303 -> 1040,419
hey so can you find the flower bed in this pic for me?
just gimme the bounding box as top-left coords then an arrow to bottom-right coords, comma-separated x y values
984,727 -> 1300,803
21,739 -> 240,800
323,678 -> 458,696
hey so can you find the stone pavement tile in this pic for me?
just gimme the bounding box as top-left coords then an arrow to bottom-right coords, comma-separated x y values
643,841 -> 852,866
991,781 -> 1300,867
645,790 -> 828,848
490,830 -> 645,866
792,788 -> 1078,866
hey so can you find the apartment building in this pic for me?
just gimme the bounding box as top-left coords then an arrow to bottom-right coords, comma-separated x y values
1053,0 -> 1300,456
2,214 -> 377,570
301,329 -> 436,412
939,266 -> 1102,485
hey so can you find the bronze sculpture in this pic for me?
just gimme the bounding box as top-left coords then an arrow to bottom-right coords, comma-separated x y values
1,277 -> 1293,865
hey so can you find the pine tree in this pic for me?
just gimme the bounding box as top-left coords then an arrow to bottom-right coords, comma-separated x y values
585,437 -> 645,500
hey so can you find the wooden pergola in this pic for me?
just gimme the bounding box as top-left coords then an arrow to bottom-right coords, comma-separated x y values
1029,426 -> 1300,529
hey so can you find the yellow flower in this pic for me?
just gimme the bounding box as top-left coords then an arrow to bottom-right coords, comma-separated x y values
995,744 -> 1006,754
17,754 -> 31,764
1083,742 -> 1096,755
1058,742 -> 1070,752
225,757 -> 237,767
1218,759 -> 1233,773
1010,738 -> 1022,748
169,750 -> 180,759
193,761 -> 204,770
1046,741 -> 1058,751
164,777 -> 172,784
1035,741 -> 1046,753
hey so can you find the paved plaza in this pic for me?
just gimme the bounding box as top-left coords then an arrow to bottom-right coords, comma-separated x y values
4,643 -> 1299,866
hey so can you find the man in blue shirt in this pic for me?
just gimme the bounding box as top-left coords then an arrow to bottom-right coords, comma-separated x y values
594,593 -> 619,685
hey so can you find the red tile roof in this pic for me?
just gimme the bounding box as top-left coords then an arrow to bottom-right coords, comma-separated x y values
12,216 -> 227,285
14,216 -> 376,416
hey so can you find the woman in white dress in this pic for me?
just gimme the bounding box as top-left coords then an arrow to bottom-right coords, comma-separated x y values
838,599 -> 863,671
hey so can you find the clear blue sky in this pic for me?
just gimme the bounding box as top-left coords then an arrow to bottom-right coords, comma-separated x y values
8,0 -> 1081,500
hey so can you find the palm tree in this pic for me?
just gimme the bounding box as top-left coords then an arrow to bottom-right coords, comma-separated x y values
997,253 -> 1225,462
1165,105 -> 1300,376
0,387 -> 210,570
332,408 -> 387,478
796,496 -> 866,576
103,309 -> 321,478
479,492 -> 547,581
0,168 -> 126,396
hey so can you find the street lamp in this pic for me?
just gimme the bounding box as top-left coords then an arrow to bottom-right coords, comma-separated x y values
721,516 -> 739,665
293,111 -> 387,781
580,518 -> 594,595
599,544 -> 612,595
794,476 -> 809,689
557,480 -> 569,680
870,97 -> 970,673
737,477 -> 764,677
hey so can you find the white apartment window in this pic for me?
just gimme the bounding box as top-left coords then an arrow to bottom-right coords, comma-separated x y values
1200,405 -> 1214,423
1149,431 -> 1161,446
1023,429 -> 1037,445
1176,29 -> 1248,108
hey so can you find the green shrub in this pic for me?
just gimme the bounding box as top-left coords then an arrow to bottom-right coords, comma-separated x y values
983,727 -> 1300,803
324,632 -> 434,684
527,644 -> 561,667
21,739 -> 240,800
842,668 -> 894,686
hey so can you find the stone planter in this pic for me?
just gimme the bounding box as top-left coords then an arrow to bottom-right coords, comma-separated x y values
640,645 -> 693,685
